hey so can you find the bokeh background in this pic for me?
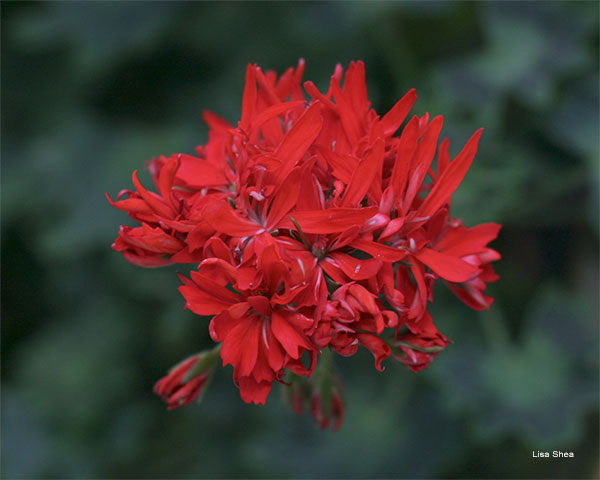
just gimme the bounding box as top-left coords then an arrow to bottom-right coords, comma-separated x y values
2,1 -> 599,478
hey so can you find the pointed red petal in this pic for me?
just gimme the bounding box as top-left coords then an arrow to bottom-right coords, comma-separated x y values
118,250 -> 173,268
436,137 -> 451,174
414,247 -> 480,283
202,110 -> 232,131
178,283 -> 238,316
318,148 -> 357,185
175,154 -> 227,188
343,60 -> 369,116
331,78 -> 361,143
438,222 -> 501,257
380,88 -> 417,136
418,129 -> 483,218
356,333 -> 390,371
303,81 -> 337,110
403,116 -> 444,211
349,238 -> 407,262
272,102 -> 323,188
265,326 -> 286,371
132,170 -> 174,218
271,310 -> 311,359
266,168 -> 301,229
157,155 -> 179,207
240,64 -> 257,128
250,100 -> 306,131
390,116 -> 419,196
238,320 -> 261,377
278,207 -> 378,234
106,193 -> 153,215
341,138 -> 384,207
328,252 -> 382,280
201,201 -> 262,237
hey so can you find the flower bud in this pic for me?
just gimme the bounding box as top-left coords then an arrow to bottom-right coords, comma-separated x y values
154,345 -> 220,409
391,332 -> 449,372
310,383 -> 344,431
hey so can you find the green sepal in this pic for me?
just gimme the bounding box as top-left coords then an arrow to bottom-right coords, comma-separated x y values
183,343 -> 222,383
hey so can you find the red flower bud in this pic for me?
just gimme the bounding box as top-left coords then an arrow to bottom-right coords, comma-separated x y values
392,332 -> 449,372
154,347 -> 220,409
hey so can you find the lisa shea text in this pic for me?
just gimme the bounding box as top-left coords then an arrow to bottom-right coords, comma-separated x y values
532,451 -> 574,458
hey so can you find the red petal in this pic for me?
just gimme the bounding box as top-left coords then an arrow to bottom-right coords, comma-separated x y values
238,376 -> 272,405
436,138 -> 451,174
447,282 -> 494,311
407,262 -> 427,321
380,88 -> 417,136
318,148 -> 357,185
131,170 -> 174,218
328,252 -> 382,280
106,193 -> 153,215
240,64 -> 257,128
414,247 -> 480,283
437,223 -> 501,257
341,138 -> 384,207
272,102 -> 323,188
251,339 -> 276,383
250,100 -> 306,131
343,61 -> 369,115
118,224 -> 184,254
349,238 -> 407,262
418,129 -> 483,218
156,156 -> 179,208
179,272 -> 241,315
278,207 -> 378,234
331,78 -> 361,143
320,258 -> 348,285
175,154 -> 227,188
209,311 -> 241,342
202,201 -> 262,237
296,168 -> 325,211
402,116 -> 444,211
179,284 -> 236,315
221,316 -> 259,376
119,249 -> 173,268
303,81 -> 337,110
271,310 -> 311,359
265,325 -> 286,371
356,333 -> 390,371
248,295 -> 272,317
202,110 -> 231,131
390,116 -> 419,196
266,168 -> 301,229
195,258 -> 238,285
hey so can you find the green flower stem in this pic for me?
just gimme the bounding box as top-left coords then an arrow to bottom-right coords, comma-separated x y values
183,343 -> 222,382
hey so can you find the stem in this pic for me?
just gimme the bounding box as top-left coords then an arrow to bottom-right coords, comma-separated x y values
289,216 -> 310,248
393,341 -> 444,354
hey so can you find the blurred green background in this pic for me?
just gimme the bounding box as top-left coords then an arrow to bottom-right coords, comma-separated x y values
2,1 -> 599,478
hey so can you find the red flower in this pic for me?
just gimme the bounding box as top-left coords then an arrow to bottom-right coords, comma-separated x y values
110,60 -> 502,427
179,243 -> 318,404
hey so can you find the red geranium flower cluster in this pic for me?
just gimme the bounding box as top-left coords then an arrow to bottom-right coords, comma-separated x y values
108,60 -> 500,429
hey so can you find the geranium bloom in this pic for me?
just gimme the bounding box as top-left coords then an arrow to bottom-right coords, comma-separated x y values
109,60 -> 501,430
